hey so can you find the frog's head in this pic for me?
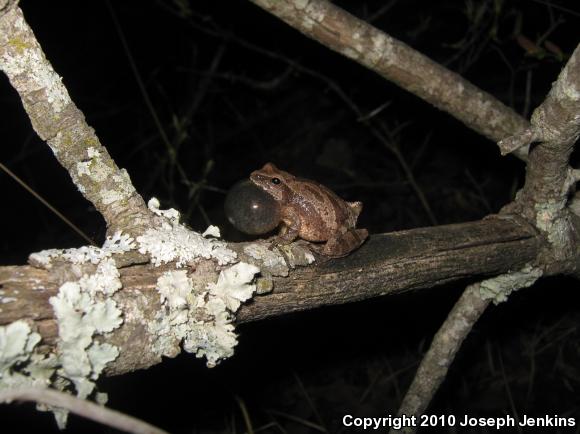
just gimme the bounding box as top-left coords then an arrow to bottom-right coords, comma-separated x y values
250,162 -> 294,202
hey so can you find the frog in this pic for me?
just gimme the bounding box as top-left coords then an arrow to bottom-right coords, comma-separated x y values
249,163 -> 368,258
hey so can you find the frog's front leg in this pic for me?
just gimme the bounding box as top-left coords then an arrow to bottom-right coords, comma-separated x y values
276,208 -> 301,244
317,228 -> 369,258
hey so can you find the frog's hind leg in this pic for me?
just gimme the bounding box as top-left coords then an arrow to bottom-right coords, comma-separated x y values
317,228 -> 369,258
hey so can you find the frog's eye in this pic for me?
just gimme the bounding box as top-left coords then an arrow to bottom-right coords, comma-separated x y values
271,178 -> 281,185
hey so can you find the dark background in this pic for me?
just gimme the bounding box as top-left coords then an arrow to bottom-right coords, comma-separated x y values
1,0 -> 579,432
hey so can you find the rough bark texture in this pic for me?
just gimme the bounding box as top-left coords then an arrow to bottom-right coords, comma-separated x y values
1,2 -> 578,427
0,217 -> 540,375
515,44 -> 580,271
0,6 -> 154,236
237,217 -> 540,322
248,0 -> 530,159
394,43 -> 580,429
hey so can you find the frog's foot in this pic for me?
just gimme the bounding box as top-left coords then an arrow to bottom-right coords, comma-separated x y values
347,201 -> 363,218
315,228 -> 369,258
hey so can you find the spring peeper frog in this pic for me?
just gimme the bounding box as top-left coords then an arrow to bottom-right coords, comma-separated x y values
250,163 -> 368,258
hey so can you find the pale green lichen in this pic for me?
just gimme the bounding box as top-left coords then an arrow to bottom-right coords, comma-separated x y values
156,270 -> 194,310
1,250 -> 128,427
46,257 -> 124,426
0,12 -> 69,113
50,259 -> 123,384
137,198 -> 237,267
0,320 -> 60,424
29,231 -> 135,268
0,321 -> 41,374
149,263 -> 260,367
202,225 -> 221,238
207,262 -> 260,311
479,265 -> 543,304
0,297 -> 17,304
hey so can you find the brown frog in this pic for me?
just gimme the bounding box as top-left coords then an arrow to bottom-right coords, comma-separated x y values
250,163 -> 368,258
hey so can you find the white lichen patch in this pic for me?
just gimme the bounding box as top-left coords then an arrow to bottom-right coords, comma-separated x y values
156,270 -> 193,310
95,169 -> 136,205
29,231 -> 135,268
76,160 -> 91,177
0,321 -> 41,374
100,189 -> 123,205
148,197 -> 180,222
341,46 -> 360,61
369,33 -> 391,66
87,147 -> 100,158
49,257 -> 123,400
202,225 -> 221,238
149,263 -> 259,367
137,198 -> 237,267
304,1 -> 326,22
101,231 -> 136,255
0,320 -> 58,407
0,12 -> 70,114
244,243 -> 289,276
0,297 -> 17,304
479,265 -> 543,304
207,262 -> 261,312
294,0 -> 309,10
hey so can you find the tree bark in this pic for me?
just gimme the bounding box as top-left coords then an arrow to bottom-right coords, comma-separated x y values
247,0 -> 530,159
0,216 -> 541,375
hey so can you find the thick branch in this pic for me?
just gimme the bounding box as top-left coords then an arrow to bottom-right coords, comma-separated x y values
394,44 -> 580,426
513,44 -> 580,270
0,217 -> 541,375
237,217 -> 540,322
248,0 -> 530,159
522,44 -> 580,206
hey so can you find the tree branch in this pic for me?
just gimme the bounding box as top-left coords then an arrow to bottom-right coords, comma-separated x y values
391,284 -> 490,434
0,387 -> 168,434
247,0 -> 530,159
0,217 -> 542,376
0,5 -> 154,236
394,43 -> 580,426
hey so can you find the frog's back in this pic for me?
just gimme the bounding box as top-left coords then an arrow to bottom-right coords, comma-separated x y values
289,179 -> 359,241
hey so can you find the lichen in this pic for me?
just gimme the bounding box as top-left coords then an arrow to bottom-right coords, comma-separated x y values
149,263 -> 260,367
29,231 -> 135,268
0,321 -> 60,420
202,225 -> 221,238
244,243 -> 289,277
137,198 -> 237,267
0,11 -> 69,114
207,262 -> 260,311
0,321 -> 41,374
479,265 -> 543,304
0,247 -> 128,427
0,297 -> 17,304
46,257 -> 124,426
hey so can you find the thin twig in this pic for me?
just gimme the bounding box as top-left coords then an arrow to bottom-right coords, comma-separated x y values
375,122 -> 438,225
235,395 -> 255,434
265,408 -> 327,433
393,283 -> 490,434
498,349 -> 522,433
0,387 -> 168,434
292,371 -> 328,433
0,161 -> 96,246
105,0 -> 189,195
